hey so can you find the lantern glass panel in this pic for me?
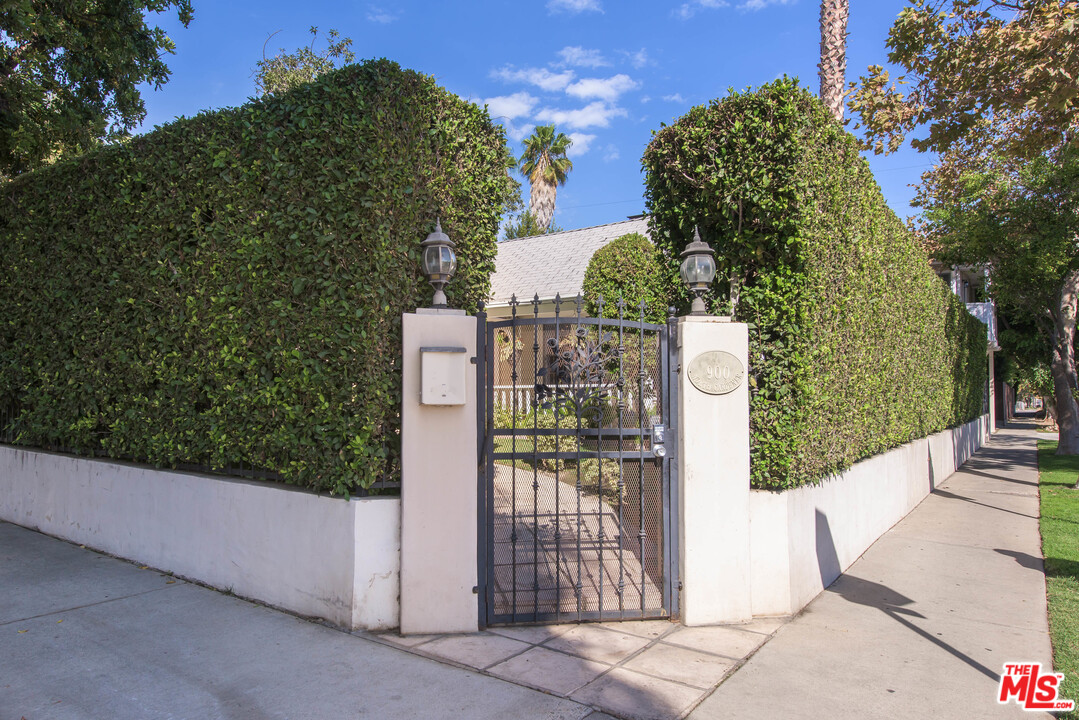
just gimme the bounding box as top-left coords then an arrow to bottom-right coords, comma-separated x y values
680,254 -> 716,286
424,245 -> 457,279
442,245 -> 458,276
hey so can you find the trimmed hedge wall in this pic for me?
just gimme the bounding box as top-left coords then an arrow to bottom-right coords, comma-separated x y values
0,59 -> 514,495
643,78 -> 987,490
582,232 -> 672,323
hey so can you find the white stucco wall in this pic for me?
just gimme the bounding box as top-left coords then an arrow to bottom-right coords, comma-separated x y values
0,446 -> 400,630
748,415 -> 990,617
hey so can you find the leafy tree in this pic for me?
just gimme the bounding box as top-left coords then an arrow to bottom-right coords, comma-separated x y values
502,209 -> 562,239
1013,362 -> 1054,419
848,0 -> 1079,157
818,0 -> 849,122
852,0 -> 1079,464
0,0 -> 193,177
996,301 -> 1053,401
917,140 -> 1079,459
253,27 -> 354,96
518,124 -> 573,231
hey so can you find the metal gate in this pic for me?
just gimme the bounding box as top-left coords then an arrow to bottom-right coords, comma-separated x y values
477,294 -> 679,626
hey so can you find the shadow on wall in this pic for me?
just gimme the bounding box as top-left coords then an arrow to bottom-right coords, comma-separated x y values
952,420 -> 972,477
815,510 -> 842,591
815,509 -> 999,682
928,445 -> 937,494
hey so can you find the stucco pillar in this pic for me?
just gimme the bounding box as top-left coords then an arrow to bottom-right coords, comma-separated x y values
678,316 -> 752,624
399,309 -> 478,634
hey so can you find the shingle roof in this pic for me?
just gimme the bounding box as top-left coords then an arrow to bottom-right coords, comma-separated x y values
488,217 -> 650,305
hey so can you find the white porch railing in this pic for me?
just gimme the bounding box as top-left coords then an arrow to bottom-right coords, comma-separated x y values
490,385 -> 657,416
965,301 -> 1000,351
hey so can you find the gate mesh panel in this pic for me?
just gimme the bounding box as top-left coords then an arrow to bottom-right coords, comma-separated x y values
486,298 -> 671,624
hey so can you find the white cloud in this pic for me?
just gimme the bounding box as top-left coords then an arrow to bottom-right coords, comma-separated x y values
676,0 -> 729,19
547,0 -> 602,13
566,74 -> 639,102
535,102 -> 627,129
366,6 -> 399,23
640,95 -> 652,104
663,93 -> 686,103
566,133 -> 597,158
739,0 -> 795,8
602,144 -> 620,162
558,46 -> 610,68
504,120 -> 535,143
483,92 -> 539,120
677,0 -> 791,15
623,48 -> 651,69
492,66 -> 576,92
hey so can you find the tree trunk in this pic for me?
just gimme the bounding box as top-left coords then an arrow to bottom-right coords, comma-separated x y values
818,0 -> 849,122
1051,269 -> 1079,454
529,178 -> 557,232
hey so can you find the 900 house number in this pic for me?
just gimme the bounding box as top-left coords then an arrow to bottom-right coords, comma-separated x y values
687,351 -> 744,395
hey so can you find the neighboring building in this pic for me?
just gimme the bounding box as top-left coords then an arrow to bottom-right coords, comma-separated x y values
933,262 -> 1001,350
487,216 -> 650,318
486,216 -> 652,412
934,262 -> 987,304
933,261 -> 1003,428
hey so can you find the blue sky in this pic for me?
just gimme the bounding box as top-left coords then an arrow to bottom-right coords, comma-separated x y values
136,0 -> 934,233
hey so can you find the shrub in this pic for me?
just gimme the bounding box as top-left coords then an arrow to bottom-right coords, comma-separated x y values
493,405 -> 620,499
582,232 -> 672,323
0,59 -> 515,495
643,78 -> 987,489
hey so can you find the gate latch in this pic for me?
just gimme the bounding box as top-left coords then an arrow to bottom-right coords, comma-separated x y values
651,424 -> 667,458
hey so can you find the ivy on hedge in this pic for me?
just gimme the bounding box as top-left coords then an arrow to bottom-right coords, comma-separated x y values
582,232 -> 672,324
0,59 -> 515,495
642,78 -> 987,490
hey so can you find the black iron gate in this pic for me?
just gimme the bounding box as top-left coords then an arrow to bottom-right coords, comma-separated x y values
477,294 -> 679,626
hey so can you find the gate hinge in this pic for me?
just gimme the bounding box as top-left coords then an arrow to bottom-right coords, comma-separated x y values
470,356 -> 478,364
677,580 -> 683,591
472,585 -> 480,594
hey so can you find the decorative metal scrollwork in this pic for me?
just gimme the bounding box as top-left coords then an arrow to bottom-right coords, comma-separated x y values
534,326 -> 619,426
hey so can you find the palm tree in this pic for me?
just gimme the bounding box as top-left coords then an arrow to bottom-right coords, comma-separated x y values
819,0 -> 849,122
519,125 -> 573,232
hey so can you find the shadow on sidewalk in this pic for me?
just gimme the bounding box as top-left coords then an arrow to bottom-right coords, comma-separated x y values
954,466 -> 1039,488
815,510 -> 1000,683
932,488 -> 1039,520
994,548 -> 1044,572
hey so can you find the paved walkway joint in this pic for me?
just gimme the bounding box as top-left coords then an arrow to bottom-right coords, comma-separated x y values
370,616 -> 787,719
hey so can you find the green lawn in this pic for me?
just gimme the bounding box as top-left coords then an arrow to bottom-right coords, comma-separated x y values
493,436 -> 537,472
1037,440 -> 1079,718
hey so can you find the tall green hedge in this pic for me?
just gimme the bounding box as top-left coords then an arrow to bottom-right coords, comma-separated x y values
0,59 -> 515,495
643,78 -> 987,490
582,232 -> 672,323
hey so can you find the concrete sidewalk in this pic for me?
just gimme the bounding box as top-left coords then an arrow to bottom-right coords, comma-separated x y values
0,521 -> 600,720
689,427 -> 1054,719
0,427 -> 1056,719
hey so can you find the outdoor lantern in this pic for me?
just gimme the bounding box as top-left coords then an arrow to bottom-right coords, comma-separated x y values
420,218 -> 457,307
679,226 -> 716,315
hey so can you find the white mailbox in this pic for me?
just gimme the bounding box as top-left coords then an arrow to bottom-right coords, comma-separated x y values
420,346 -> 468,406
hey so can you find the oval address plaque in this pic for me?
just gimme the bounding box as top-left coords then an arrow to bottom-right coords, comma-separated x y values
687,351 -> 744,396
